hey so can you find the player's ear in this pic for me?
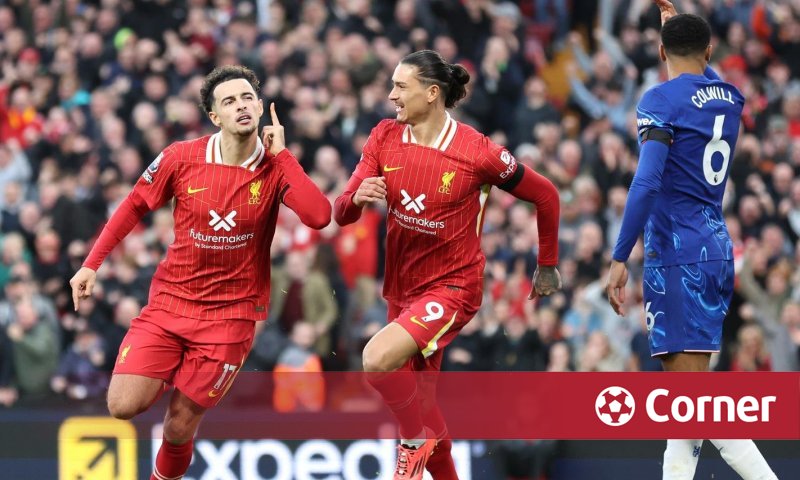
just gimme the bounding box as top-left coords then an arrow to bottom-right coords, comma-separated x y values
257,99 -> 264,117
705,44 -> 712,63
427,83 -> 440,105
208,110 -> 221,128
659,44 -> 667,63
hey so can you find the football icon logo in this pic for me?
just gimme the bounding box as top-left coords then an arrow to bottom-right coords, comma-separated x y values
595,386 -> 635,426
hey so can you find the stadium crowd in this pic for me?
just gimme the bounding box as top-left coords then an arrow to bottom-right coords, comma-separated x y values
0,0 -> 798,429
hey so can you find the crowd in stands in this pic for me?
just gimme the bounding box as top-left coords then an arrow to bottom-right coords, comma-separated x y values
0,0 -> 798,424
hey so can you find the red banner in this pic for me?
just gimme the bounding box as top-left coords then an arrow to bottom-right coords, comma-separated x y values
183,372 -> 800,440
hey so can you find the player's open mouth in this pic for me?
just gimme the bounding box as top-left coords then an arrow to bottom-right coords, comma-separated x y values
236,114 -> 252,124
395,106 -> 403,113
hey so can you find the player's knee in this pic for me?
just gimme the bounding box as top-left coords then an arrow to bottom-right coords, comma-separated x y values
163,421 -> 195,444
362,345 -> 394,372
107,395 -> 141,420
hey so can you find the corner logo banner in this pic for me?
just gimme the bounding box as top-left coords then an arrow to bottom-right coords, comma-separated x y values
196,372 -> 800,440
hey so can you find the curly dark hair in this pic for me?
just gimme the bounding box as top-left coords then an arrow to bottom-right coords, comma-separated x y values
199,65 -> 261,113
661,13 -> 711,57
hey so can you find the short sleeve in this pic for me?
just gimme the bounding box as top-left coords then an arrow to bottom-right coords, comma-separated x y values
476,136 -> 518,186
132,145 -> 179,210
636,88 -> 674,144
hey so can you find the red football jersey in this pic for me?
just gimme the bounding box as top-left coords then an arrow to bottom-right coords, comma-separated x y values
347,114 -> 520,304
134,133 -> 295,321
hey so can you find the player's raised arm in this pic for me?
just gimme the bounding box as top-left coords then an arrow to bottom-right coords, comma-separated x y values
478,142 -> 562,298
333,124 -> 384,226
71,146 -> 181,310
654,0 -> 677,24
264,103 -> 331,230
333,174 -> 387,226
503,167 -> 562,298
70,190 -> 151,311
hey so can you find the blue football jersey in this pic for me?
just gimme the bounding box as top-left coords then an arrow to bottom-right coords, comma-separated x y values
635,72 -> 744,267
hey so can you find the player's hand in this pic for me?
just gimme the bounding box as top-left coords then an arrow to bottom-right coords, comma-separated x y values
69,267 -> 97,312
605,260 -> 629,316
654,0 -> 678,25
261,102 -> 286,156
528,265 -> 562,300
352,176 -> 387,207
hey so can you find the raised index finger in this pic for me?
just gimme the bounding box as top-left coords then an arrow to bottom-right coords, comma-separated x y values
655,0 -> 676,13
269,102 -> 281,126
72,284 -> 80,312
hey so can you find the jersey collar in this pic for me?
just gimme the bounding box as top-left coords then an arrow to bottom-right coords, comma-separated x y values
205,132 -> 265,171
401,112 -> 457,151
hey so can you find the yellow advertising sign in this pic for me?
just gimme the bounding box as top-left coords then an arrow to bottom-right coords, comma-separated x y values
58,417 -> 137,480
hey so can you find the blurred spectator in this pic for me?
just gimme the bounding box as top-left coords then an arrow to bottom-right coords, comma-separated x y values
568,62 -> 637,135
779,302 -> 800,371
102,296 -> 139,371
578,331 -> 624,372
473,36 -> 525,135
443,311 -> 495,371
50,330 -> 108,400
272,321 -> 325,412
546,340 -> 574,371
738,244 -> 793,332
0,324 -> 17,406
730,323 -> 773,372
487,299 -> 546,371
0,262 -> 59,337
0,82 -> 44,148
0,142 -> 32,211
271,249 -> 337,358
0,233 -> 31,286
511,77 -> 561,149
6,295 -> 59,398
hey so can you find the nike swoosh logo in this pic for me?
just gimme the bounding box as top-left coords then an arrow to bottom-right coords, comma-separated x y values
188,186 -> 209,194
383,166 -> 403,172
409,315 -> 428,330
208,390 -> 220,397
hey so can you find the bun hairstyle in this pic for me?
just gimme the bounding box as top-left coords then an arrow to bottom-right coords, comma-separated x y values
401,50 -> 470,108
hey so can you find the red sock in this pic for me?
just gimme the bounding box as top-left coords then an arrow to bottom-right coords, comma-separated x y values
423,404 -> 458,479
366,368 -> 424,440
426,438 -> 458,479
151,436 -> 193,480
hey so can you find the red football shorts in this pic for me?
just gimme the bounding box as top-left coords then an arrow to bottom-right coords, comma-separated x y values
113,306 -> 256,408
390,284 -> 481,372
